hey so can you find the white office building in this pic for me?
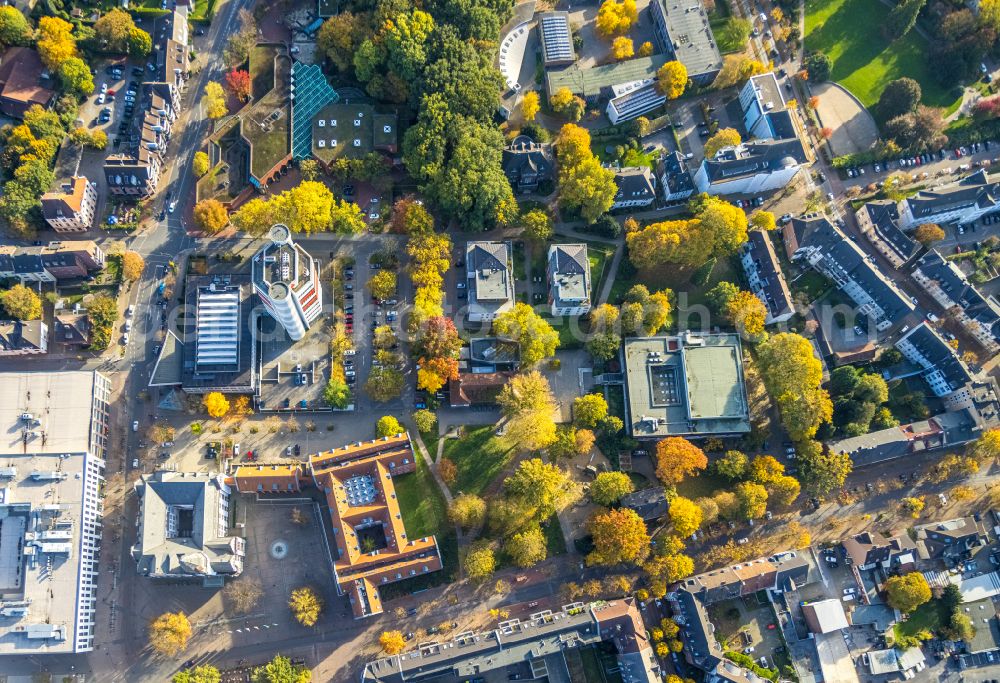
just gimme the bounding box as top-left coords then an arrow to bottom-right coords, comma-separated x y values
0,371 -> 111,655
899,170 -> 1000,229
252,224 -> 323,341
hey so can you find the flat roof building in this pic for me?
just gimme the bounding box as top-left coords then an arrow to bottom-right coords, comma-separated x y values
310,435 -> 442,618
0,371 -> 111,655
622,333 -> 751,439
131,471 -> 245,580
546,54 -> 668,101
648,0 -> 722,85
803,599 -> 850,634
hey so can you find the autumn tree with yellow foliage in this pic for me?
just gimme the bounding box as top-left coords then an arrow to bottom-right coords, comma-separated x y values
205,82 -> 227,119
289,587 -> 322,626
724,290 -> 768,338
703,128 -> 742,157
37,17 -> 77,70
121,251 -> 145,281
655,438 -> 708,485
656,61 -> 688,99
626,196 -> 747,269
554,124 -> 617,222
149,611 -> 192,656
757,333 -> 833,441
595,0 -> 638,37
520,91 -> 540,121
379,631 -> 407,654
202,392 -> 230,419
611,36 -> 634,60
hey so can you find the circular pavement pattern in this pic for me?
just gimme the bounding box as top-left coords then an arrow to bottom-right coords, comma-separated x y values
812,82 -> 879,157
270,540 -> 289,560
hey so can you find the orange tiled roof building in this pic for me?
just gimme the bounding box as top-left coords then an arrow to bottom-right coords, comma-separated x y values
308,433 -> 442,618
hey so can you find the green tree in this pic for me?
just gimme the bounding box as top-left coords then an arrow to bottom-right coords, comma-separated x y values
364,367 -> 405,402
0,7 -> 31,47
317,11 -> 366,73
251,654 -> 311,683
412,408 -> 437,434
885,572 -> 932,613
521,209 -> 553,241
804,51 -> 832,82
589,471 -> 635,506
885,0 -> 926,40
573,394 -> 609,428
875,78 -> 921,123
323,378 -> 350,408
797,440 -> 852,497
504,458 -> 570,518
57,57 -> 94,96
714,450 -> 748,480
493,302 -> 559,365
173,665 -> 222,683
464,544 -> 497,581
734,481 -> 768,520
449,494 -> 487,528
505,525 -> 547,568
128,26 -> 152,57
0,284 -> 42,320
376,415 -> 404,437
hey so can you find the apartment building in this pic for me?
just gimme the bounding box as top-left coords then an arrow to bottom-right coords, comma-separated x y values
898,170 -> 1000,229
894,322 -> 974,397
854,201 -> 919,269
693,139 -> 808,196
912,250 -> 1000,353
466,241 -> 515,322
547,243 -> 591,316
40,176 -> 98,232
739,230 -> 794,324
610,166 -> 657,209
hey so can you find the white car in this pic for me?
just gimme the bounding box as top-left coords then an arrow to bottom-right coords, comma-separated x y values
457,282 -> 466,289
96,93 -> 106,104
233,443 -> 240,458
368,212 -> 380,221
132,420 -> 139,432
126,305 -> 135,317
168,200 -> 177,213
132,458 -> 139,468
101,82 -> 108,93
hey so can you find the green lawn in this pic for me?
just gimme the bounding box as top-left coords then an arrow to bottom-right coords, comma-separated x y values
582,240 -> 615,301
893,600 -> 943,646
387,451 -> 459,593
441,427 -> 515,496
804,0 -> 960,109
676,468 -> 731,501
543,515 -> 567,556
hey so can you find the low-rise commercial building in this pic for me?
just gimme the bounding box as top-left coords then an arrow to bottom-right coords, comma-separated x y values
622,333 -> 751,440
0,371 -> 111,654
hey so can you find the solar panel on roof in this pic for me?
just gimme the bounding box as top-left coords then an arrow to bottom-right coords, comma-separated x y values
540,15 -> 573,63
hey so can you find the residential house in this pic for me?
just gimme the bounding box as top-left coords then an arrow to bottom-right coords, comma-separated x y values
53,311 -> 90,347
648,0 -> 722,86
0,47 -> 54,119
622,333 -> 751,440
131,471 -> 245,580
899,170 -> 1000,229
739,230 -> 794,324
916,517 -> 988,561
854,201 -> 919,269
0,320 -> 47,356
693,139 -> 808,196
802,599 -> 850,634
659,151 -> 695,202
841,531 -> 917,573
738,72 -> 798,141
41,176 -> 98,233
611,166 -> 657,209
547,243 -> 592,316
502,135 -> 554,194
0,241 -> 105,283
786,214 -> 914,331
466,241 -> 515,322
895,322 -> 974,397
620,487 -> 668,521
912,250 -> 1000,353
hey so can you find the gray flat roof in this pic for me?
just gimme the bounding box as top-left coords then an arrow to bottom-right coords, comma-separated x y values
655,0 -> 723,77
0,371 -> 104,456
546,55 -> 668,99
623,334 -> 750,438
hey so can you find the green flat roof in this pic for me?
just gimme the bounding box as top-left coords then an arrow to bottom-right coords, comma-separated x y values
545,55 -> 668,99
